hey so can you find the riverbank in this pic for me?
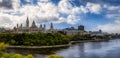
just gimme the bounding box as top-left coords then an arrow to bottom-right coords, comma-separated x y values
7,39 -> 109,49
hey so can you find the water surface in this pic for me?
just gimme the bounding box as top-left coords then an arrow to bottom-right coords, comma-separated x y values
56,39 -> 120,58
7,39 -> 120,58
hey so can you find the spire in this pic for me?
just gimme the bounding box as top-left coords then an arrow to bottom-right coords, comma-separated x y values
50,22 -> 53,29
17,24 -> 18,28
44,24 -> 46,28
32,20 -> 35,26
16,24 -> 19,32
99,29 -> 102,33
50,22 -> 54,33
20,24 -> 22,28
40,24 -> 42,28
31,20 -> 37,28
43,24 -> 46,33
26,17 -> 29,27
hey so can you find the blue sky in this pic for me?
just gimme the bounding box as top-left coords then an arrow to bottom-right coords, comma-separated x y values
0,0 -> 120,33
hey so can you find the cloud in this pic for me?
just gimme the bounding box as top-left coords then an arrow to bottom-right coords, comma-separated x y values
0,12 -> 26,28
105,5 -> 120,20
78,0 -> 120,6
0,0 -> 2,2
1,0 -> 119,33
66,15 -> 80,24
80,6 -> 88,13
0,1 -> 60,28
26,0 -> 32,2
0,0 -> 13,9
97,20 -> 120,33
0,0 -> 102,29
107,6 -> 120,11
95,4 -> 120,33
58,0 -> 82,24
58,0 -> 73,14
38,0 -> 50,2
86,2 -> 101,14
106,14 -> 120,20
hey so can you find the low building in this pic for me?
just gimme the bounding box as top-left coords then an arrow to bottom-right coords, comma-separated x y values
78,25 -> 84,31
65,30 -> 88,36
0,28 -> 5,33
60,25 -> 89,36
89,30 -> 106,36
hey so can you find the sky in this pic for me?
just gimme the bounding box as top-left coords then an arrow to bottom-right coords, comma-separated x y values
0,0 -> 120,33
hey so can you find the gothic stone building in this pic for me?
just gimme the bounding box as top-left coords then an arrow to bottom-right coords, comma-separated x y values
13,17 -> 54,33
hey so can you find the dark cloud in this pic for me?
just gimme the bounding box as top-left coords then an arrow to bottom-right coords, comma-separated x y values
0,0 -> 13,9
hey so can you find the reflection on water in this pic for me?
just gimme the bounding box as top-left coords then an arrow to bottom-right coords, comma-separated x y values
56,39 -> 120,58
7,39 -> 120,58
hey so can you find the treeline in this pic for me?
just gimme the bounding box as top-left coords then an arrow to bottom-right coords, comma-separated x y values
0,33 -> 70,46
110,34 -> 120,38
0,33 -> 110,46
71,35 -> 94,41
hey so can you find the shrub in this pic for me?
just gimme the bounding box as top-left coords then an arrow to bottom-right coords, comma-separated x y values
46,54 -> 63,58
0,42 -> 34,58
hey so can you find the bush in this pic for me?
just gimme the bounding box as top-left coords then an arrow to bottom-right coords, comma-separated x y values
0,42 -> 34,58
46,54 -> 63,58
71,35 -> 93,41
25,54 -> 34,58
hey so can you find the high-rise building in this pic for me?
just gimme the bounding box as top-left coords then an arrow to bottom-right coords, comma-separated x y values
78,25 -> 84,31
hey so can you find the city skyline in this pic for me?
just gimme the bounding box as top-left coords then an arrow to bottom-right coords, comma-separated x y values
0,0 -> 120,33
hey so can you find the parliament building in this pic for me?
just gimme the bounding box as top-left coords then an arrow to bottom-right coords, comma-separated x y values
13,17 -> 54,33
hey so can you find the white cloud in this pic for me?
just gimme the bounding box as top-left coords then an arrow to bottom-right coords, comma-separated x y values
105,5 -> 120,20
86,2 -> 101,14
0,0 -> 102,29
66,15 -> 80,24
106,6 -> 120,20
38,0 -> 50,2
0,0 -> 2,2
26,0 -> 32,2
0,1 -> 59,28
107,6 -> 120,11
58,0 -> 81,24
58,0 -> 73,14
0,13 -> 25,28
80,6 -> 88,14
106,14 -> 120,20
97,20 -> 120,33
95,4 -> 120,33
71,7 -> 81,14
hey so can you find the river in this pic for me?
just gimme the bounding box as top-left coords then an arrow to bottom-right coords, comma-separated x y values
7,39 -> 120,58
